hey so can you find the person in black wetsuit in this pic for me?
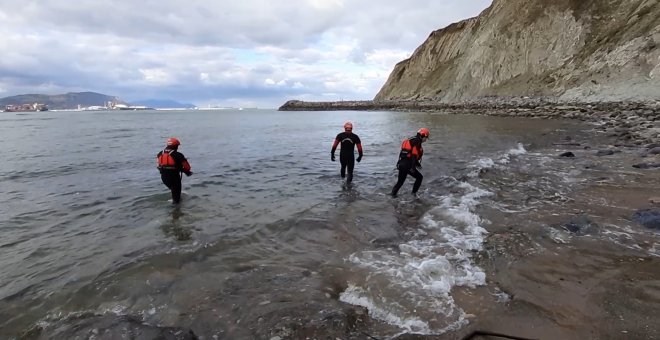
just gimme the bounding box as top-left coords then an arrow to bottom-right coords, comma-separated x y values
391,128 -> 429,197
331,121 -> 363,183
157,137 -> 193,204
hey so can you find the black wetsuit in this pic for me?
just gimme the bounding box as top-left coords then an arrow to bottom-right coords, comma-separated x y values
157,148 -> 192,203
331,132 -> 363,183
391,136 -> 424,196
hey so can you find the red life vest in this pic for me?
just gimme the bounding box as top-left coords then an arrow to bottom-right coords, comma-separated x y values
399,137 -> 423,161
157,149 -> 177,170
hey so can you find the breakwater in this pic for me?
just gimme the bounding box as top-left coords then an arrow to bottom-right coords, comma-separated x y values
279,99 -> 660,146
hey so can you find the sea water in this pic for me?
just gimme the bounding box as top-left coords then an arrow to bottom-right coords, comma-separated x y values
1,109 -> 658,338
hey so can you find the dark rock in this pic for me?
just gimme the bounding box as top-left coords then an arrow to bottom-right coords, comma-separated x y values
561,214 -> 600,236
646,147 -> 660,155
584,163 -> 606,170
632,209 -> 660,230
632,162 -> 660,169
596,149 -> 615,156
559,151 -> 575,157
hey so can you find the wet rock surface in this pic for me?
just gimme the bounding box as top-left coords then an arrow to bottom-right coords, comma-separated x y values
22,314 -> 197,340
560,214 -> 601,236
632,208 -> 660,230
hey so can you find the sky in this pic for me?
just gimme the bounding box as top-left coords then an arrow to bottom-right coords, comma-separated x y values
0,0 -> 492,108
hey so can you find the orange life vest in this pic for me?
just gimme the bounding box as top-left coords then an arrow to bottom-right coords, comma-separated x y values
157,149 -> 177,170
399,137 -> 423,161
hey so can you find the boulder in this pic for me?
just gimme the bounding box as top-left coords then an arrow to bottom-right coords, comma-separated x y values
632,209 -> 660,230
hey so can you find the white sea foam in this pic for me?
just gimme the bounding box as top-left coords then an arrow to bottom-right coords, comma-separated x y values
469,144 -> 526,176
548,228 -> 571,244
340,284 -> 433,334
467,158 -> 495,177
651,243 -> 660,257
498,143 -> 527,164
340,155 -> 502,335
601,224 -> 660,257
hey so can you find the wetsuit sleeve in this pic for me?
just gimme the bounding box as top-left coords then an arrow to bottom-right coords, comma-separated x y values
331,139 -> 339,154
410,153 -> 418,167
331,133 -> 341,156
176,152 -> 192,175
180,154 -> 192,175
355,135 -> 363,156
181,159 -> 192,175
410,139 -> 421,169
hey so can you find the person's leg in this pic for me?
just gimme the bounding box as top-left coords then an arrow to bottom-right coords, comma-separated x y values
391,162 -> 410,196
161,173 -> 173,189
340,160 -> 347,178
346,158 -> 355,183
411,170 -> 424,194
171,177 -> 182,203
162,172 -> 181,203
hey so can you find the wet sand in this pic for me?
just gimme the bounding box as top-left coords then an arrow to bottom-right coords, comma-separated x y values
452,145 -> 660,339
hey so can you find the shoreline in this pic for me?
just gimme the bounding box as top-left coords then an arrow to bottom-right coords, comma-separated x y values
280,99 -> 660,147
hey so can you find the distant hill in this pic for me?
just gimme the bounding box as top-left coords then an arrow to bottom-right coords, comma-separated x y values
0,92 -> 124,110
0,92 -> 196,110
131,99 -> 196,109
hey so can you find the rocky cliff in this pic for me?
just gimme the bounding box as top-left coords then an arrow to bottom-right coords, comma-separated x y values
375,0 -> 660,103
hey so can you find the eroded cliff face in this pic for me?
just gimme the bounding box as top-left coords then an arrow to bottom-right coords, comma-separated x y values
375,0 -> 660,102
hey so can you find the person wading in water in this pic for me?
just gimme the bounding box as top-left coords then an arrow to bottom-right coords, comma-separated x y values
331,121 -> 363,184
391,128 -> 429,197
157,137 -> 193,203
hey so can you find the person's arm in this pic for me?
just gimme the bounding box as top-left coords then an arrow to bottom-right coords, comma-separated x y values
410,155 -> 419,172
356,143 -> 363,162
177,153 -> 193,176
331,138 -> 339,161
410,143 -> 421,171
182,159 -> 192,176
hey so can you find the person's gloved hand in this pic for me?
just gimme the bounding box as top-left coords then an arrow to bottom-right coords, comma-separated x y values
356,155 -> 362,163
331,154 -> 335,162
185,171 -> 193,176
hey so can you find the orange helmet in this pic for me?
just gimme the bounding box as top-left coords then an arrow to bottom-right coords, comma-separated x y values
344,121 -> 353,131
418,128 -> 430,138
166,137 -> 181,147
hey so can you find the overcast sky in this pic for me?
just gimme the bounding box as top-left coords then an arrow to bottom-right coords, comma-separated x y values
0,0 -> 492,108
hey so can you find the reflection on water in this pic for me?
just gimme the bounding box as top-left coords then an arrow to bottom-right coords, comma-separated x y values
160,206 -> 192,241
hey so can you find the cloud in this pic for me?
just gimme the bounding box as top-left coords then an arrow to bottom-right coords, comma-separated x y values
0,0 -> 492,108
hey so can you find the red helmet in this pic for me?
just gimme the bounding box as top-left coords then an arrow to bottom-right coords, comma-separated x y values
166,137 -> 181,147
344,121 -> 353,131
418,128 -> 430,138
